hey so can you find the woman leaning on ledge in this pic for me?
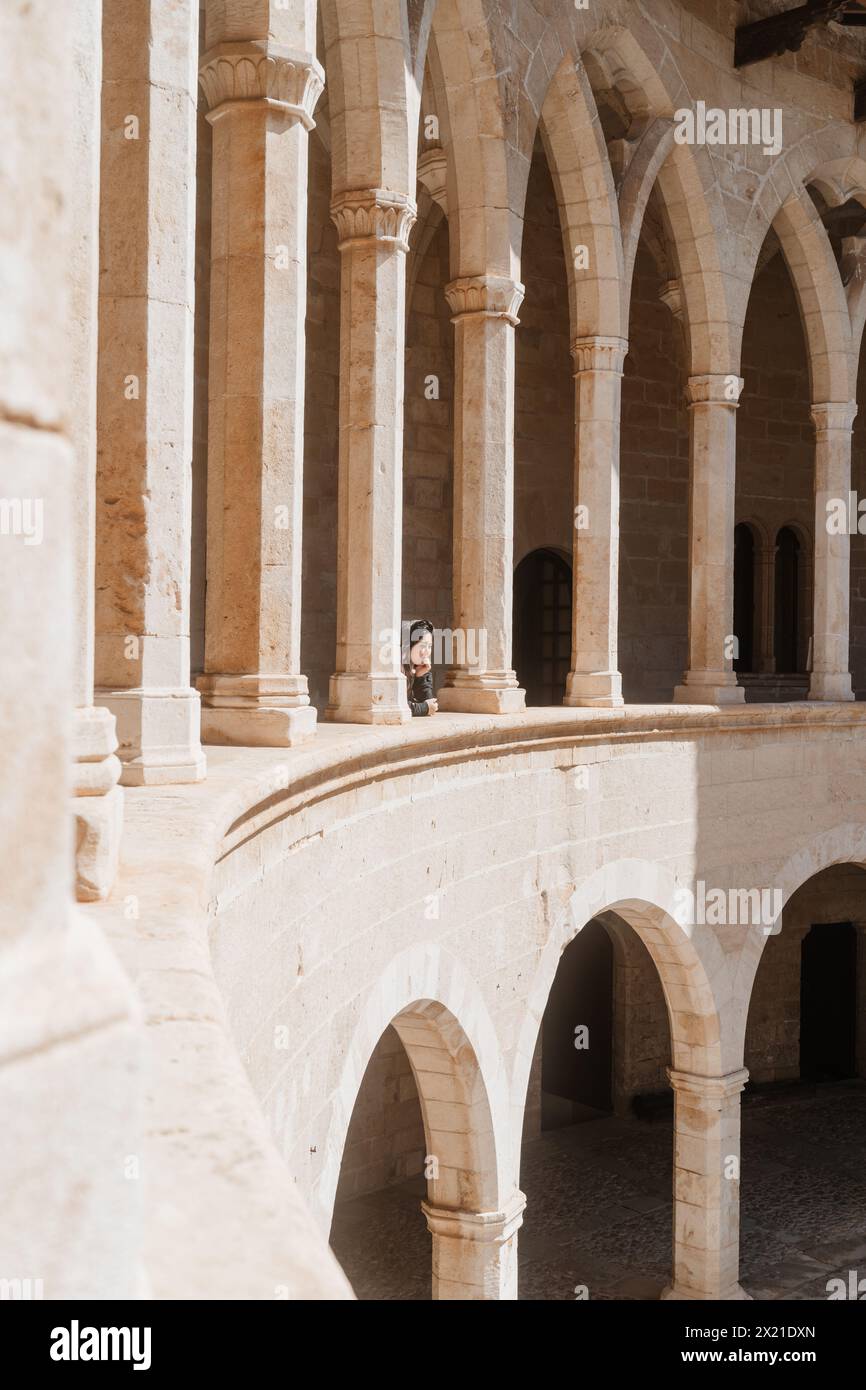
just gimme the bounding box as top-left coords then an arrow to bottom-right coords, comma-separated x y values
403,619 -> 438,716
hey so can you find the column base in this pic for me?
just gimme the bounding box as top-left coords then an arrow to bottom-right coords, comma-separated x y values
324,673 -> 410,725
198,673 -> 318,747
96,687 -> 206,786
564,670 -> 624,707
436,672 -> 525,715
73,786 -> 124,903
661,1283 -> 752,1301
201,704 -> 317,747
809,672 -> 854,701
674,672 -> 745,705
72,706 -> 125,902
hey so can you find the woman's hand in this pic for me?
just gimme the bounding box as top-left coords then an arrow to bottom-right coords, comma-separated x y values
426,697 -> 438,714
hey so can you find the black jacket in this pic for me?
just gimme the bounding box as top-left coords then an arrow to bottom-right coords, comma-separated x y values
406,665 -> 434,716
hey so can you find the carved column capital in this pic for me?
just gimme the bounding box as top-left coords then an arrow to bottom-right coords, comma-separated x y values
445,274 -> 525,325
199,42 -> 324,129
330,189 -> 417,253
811,400 -> 858,435
687,373 -> 744,408
570,334 -> 628,374
667,1067 -> 749,1103
421,1189 -> 526,1243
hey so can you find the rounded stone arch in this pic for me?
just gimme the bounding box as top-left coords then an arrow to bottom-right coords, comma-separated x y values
406,185 -> 447,310
426,0 -> 522,279
731,822 -> 866,1059
514,541 -> 571,570
742,139 -> 863,275
771,185 -> 855,403
536,54 -> 626,341
576,20 -> 738,376
317,943 -> 511,1228
776,514 -> 813,648
511,857 -> 727,1172
775,515 -> 812,555
319,0 -> 431,195
801,157 -> 866,362
733,519 -> 762,674
735,515 -> 771,552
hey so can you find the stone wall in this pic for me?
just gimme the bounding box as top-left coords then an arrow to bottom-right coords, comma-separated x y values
202,706 -> 866,1230
514,144 -> 573,571
402,216 -> 454,642
335,1026 -> 425,1201
619,244 -> 689,703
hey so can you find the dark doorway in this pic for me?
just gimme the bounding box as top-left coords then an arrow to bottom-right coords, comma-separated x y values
774,526 -> 800,673
733,523 -> 755,673
800,922 -> 857,1081
513,548 -> 572,706
541,919 -> 613,1123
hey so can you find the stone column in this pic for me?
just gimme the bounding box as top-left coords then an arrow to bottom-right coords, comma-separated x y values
69,0 -> 123,900
675,375 -> 745,705
422,1191 -> 525,1299
435,276 -> 525,714
196,12 -> 323,746
564,336 -> 627,707
95,0 -> 206,784
0,0 -> 142,1297
662,1068 -> 750,1301
809,402 -> 857,701
325,190 -> 416,724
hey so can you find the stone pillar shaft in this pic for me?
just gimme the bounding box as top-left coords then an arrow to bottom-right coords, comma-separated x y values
422,1191 -> 525,1300
663,1068 -> 750,1301
565,336 -> 626,707
675,374 -> 745,705
325,190 -> 416,724
69,0 -> 123,899
810,401 -> 856,701
95,0 -> 205,783
197,35 -> 323,746
0,0 -> 142,1297
436,276 -> 525,714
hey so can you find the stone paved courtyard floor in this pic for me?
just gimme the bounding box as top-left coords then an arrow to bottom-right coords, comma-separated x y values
329,1080 -> 866,1300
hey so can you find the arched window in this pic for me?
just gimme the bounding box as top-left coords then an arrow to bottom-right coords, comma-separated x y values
733,523 -> 755,673
513,549 -> 572,706
774,526 -> 801,673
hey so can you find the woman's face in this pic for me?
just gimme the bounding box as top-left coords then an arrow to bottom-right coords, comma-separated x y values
410,635 -> 432,666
